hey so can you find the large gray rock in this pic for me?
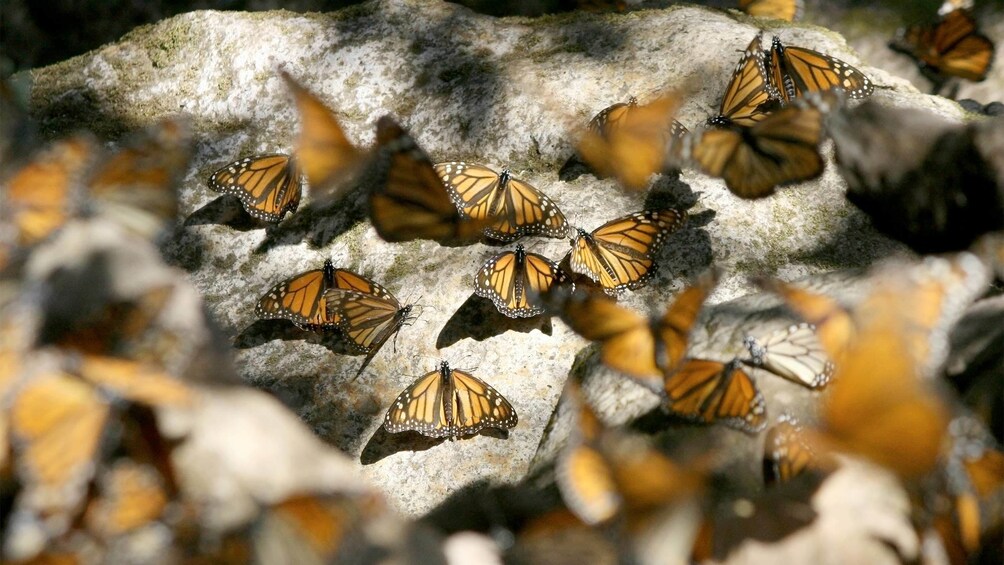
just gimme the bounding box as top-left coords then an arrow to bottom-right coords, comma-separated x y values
23,0 -> 999,527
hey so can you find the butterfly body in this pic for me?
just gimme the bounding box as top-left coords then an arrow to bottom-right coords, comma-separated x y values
662,358 -> 767,433
323,279 -> 415,379
475,244 -> 570,318
767,36 -> 874,101
743,322 -> 833,389
577,94 -> 687,190
383,361 -> 517,439
739,0 -> 803,21
708,33 -> 782,128
890,8 -> 994,84
282,72 -> 365,198
255,260 -> 388,332
209,154 -> 302,223
434,162 -> 569,242
548,269 -> 719,384
688,95 -> 829,199
568,210 -> 686,294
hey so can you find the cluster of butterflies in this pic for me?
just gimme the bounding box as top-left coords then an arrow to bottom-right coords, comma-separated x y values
544,253 -> 1003,563
2,1 -> 1001,562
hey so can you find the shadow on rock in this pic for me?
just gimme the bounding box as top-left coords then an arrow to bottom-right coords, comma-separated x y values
234,319 -> 360,356
436,294 -> 554,348
184,195 -> 270,231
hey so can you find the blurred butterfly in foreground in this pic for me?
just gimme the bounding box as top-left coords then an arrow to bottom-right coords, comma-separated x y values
324,275 -> 416,379
767,36 -> 874,102
940,416 -> 1004,554
889,8 -> 994,88
255,259 -> 389,332
662,358 -> 767,434
475,244 -> 571,318
383,361 -> 517,439
682,91 -> 837,199
567,209 -> 686,294
545,268 -> 719,386
739,0 -> 803,21
1,134 -> 96,250
281,71 -> 367,198
370,116 -> 489,243
577,93 -> 688,191
85,116 -> 193,239
555,379 -> 702,525
435,162 -> 569,242
743,322 -> 834,389
208,154 -> 302,222
708,33 -> 782,128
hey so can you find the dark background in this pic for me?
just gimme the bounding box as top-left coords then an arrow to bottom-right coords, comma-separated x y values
1,0 -> 995,75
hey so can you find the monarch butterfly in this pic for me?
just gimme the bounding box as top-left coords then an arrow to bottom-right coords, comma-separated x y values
370,116 -> 488,243
811,305 -> 950,480
555,380 -> 700,525
84,459 -> 169,538
889,8 -> 994,84
743,322 -> 834,389
662,358 -> 767,434
281,72 -> 367,198
474,244 -> 571,318
85,116 -> 193,239
9,370 -> 111,497
685,93 -> 832,199
577,93 -> 687,191
753,277 -> 854,363
762,414 -> 823,486
739,0 -> 803,21
323,279 -> 415,379
767,36 -> 874,102
383,361 -> 517,439
255,259 -> 383,331
547,269 -> 719,386
1,134 -> 96,247
567,209 -> 687,294
434,162 -> 569,241
208,154 -> 302,223
708,33 -> 782,128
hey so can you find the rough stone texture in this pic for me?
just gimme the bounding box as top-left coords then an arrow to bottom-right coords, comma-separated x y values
22,0 -> 1002,526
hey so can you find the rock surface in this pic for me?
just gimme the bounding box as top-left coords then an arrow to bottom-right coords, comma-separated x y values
22,0 -> 1001,530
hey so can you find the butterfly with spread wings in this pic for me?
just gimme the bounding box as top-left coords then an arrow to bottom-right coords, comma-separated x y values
685,92 -> 835,199
435,162 -> 569,242
577,94 -> 688,191
282,71 -> 367,199
383,361 -> 517,439
475,244 -> 571,318
739,0 -> 803,21
890,8 -> 994,87
766,36 -> 874,102
708,33 -> 782,128
255,260 -> 384,332
370,117 -> 489,243
546,269 -> 719,388
323,278 -> 415,379
743,322 -> 834,389
662,358 -> 767,434
567,209 -> 686,295
209,154 -> 302,223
